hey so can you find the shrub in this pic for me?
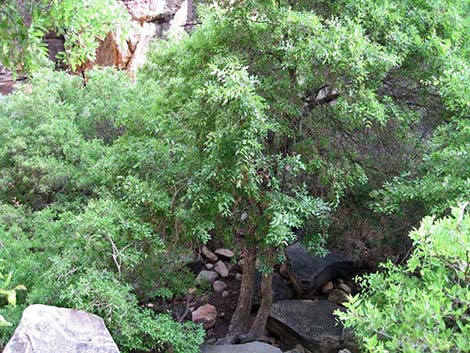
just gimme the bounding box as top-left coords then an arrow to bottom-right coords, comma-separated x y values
338,203 -> 470,352
0,70 -> 204,352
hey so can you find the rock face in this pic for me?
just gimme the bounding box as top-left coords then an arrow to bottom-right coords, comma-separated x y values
3,304 -> 119,353
285,243 -> 357,296
94,0 -> 193,77
200,342 -> 282,353
267,300 -> 357,353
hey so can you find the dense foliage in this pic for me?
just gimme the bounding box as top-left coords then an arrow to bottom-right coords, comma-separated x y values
338,204 -> 470,352
0,70 -> 204,352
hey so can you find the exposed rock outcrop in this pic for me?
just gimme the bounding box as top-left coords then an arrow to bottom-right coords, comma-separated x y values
94,0 -> 193,77
3,304 -> 119,353
267,300 -> 357,353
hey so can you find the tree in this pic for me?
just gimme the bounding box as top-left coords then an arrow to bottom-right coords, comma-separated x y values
338,203 -> 470,352
138,0 -> 435,341
0,0 -> 128,73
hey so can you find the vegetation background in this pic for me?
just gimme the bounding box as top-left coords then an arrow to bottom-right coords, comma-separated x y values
0,0 -> 469,352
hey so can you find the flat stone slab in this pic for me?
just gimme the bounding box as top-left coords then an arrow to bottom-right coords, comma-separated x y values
267,300 -> 357,353
200,342 -> 282,353
4,304 -> 120,353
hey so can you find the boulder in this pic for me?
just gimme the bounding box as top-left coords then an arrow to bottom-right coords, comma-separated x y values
3,304 -> 119,353
253,272 -> 293,308
285,243 -> 357,296
214,260 -> 229,278
196,270 -> 219,284
192,304 -> 217,329
214,248 -> 235,260
267,300 -> 357,353
200,342 -> 282,353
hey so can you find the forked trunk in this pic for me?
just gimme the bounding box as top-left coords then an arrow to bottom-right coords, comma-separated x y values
226,242 -> 256,339
246,269 -> 273,340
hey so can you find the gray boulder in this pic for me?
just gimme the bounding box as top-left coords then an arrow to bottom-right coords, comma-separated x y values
4,304 -> 119,353
285,243 -> 357,296
200,342 -> 282,353
267,300 -> 357,353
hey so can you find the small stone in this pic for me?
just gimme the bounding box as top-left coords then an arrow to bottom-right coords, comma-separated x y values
321,281 -> 334,294
196,270 -> 219,284
235,273 -> 242,281
214,248 -> 235,260
214,260 -> 229,278
146,303 -> 154,308
188,287 -> 197,295
213,281 -> 227,293
205,263 -> 214,270
338,349 -> 352,353
328,289 -> 349,304
237,258 -> 245,269
192,304 -> 217,329
337,283 -> 352,294
201,246 -> 219,262
222,291 -> 229,298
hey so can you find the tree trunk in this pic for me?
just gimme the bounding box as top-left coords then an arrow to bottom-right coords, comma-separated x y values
241,247 -> 274,342
246,269 -> 273,340
226,242 -> 256,339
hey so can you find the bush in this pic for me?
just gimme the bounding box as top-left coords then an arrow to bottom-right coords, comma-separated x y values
338,204 -> 470,352
0,70 -> 204,352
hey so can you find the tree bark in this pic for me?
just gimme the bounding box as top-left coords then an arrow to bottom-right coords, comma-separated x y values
226,242 -> 256,339
241,247 -> 274,342
246,269 -> 273,340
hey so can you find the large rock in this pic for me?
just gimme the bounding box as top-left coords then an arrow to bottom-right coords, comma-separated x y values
267,300 -> 357,353
4,304 -> 119,353
252,272 -> 293,308
285,243 -> 357,296
192,304 -> 217,329
200,342 -> 282,353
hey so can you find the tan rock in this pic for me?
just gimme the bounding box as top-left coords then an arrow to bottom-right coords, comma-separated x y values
214,248 -> 235,260
321,281 -> 334,294
214,260 -> 229,278
201,245 -> 219,262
